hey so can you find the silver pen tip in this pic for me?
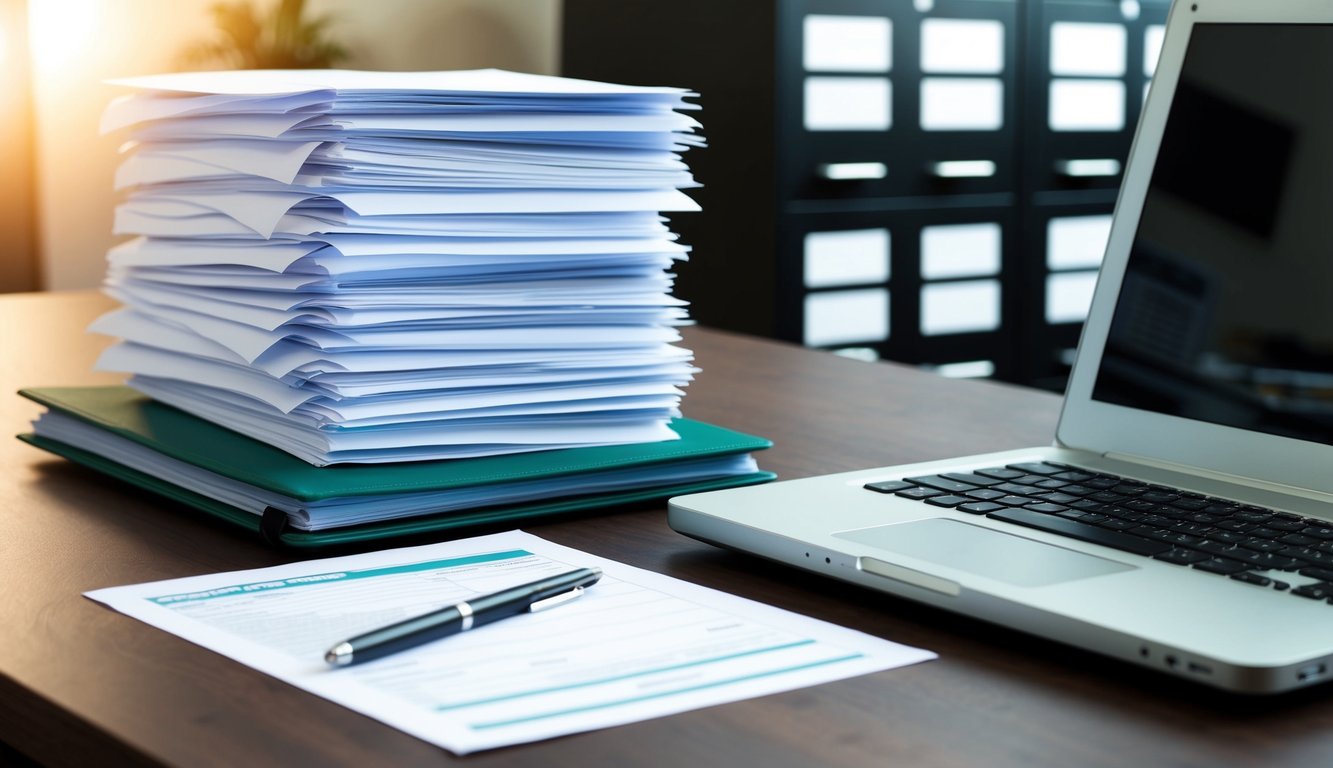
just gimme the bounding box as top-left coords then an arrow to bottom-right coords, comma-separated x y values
325,642 -> 354,666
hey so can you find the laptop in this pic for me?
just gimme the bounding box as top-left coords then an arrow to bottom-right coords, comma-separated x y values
669,0 -> 1333,694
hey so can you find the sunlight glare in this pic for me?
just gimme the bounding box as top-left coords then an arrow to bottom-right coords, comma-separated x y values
27,0 -> 102,77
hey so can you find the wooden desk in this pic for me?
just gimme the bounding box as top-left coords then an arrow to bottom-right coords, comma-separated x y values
3,291 -> 1331,767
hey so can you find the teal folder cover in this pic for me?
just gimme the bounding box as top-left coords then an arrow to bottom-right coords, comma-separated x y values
18,386 -> 774,548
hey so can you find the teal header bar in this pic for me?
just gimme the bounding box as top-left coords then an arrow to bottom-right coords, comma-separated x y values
149,549 -> 532,605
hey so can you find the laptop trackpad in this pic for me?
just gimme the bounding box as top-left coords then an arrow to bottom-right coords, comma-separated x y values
835,518 -> 1135,588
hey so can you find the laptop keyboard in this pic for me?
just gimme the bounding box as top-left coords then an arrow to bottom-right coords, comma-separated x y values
865,460 -> 1333,602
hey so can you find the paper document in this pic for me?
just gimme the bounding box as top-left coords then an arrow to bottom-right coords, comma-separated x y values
95,68 -> 706,464
86,530 -> 935,754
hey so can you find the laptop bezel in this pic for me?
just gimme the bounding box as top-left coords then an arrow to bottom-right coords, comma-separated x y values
1056,0 -> 1333,498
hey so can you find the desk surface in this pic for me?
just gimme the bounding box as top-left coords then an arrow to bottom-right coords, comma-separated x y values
4,291 -> 1332,767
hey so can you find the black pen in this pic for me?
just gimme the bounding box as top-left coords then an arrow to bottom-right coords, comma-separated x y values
324,567 -> 603,666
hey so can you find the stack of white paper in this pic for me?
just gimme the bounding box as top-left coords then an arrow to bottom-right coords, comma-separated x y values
93,69 -> 707,465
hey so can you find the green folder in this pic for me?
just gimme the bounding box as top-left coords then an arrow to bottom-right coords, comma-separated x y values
17,386 -> 774,549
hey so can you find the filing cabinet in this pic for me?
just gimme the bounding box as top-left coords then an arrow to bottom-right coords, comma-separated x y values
563,0 -> 1171,389
1022,0 -> 1168,387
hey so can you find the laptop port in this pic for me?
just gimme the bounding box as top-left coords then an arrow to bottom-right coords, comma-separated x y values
1298,663 -> 1326,682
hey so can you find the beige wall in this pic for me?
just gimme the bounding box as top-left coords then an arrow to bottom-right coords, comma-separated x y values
29,0 -> 562,290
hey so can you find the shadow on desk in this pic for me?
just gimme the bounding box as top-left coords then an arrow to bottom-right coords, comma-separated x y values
1,740 -> 41,767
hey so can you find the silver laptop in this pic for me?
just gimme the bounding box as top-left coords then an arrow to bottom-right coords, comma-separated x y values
670,0 -> 1333,694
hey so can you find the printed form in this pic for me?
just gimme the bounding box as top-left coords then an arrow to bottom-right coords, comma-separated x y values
86,530 -> 934,754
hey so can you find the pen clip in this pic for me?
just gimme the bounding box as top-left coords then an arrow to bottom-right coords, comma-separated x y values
529,586 -> 585,613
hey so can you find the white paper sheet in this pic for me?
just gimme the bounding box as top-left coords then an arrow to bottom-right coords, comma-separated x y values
118,189 -> 699,239
116,208 -> 675,240
84,531 -> 935,754
109,67 -> 695,98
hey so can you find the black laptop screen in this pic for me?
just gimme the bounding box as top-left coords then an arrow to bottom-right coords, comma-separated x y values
1091,23 -> 1333,446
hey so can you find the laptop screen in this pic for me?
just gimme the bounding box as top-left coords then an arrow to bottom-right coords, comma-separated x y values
1092,23 -> 1333,446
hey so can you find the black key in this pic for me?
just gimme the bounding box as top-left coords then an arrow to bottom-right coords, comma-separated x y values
1269,520 -> 1309,532
896,487 -> 942,501
1279,534 -> 1319,547
924,495 -> 970,508
1171,499 -> 1210,512
1006,462 -> 1062,475
1193,540 -> 1241,557
1083,478 -> 1121,490
1216,520 -> 1256,532
1140,491 -> 1180,504
993,482 -> 1037,495
1100,506 -> 1140,521
1248,527 -> 1283,540
1089,491 -> 1129,504
1031,492 -> 1079,505
1058,485 -> 1097,497
1231,572 -> 1273,587
1207,530 -> 1249,545
994,495 -> 1038,507
987,507 -> 1170,557
906,475 -> 980,493
1228,551 -> 1302,571
1097,518 -> 1139,531
1035,478 -> 1070,490
1241,539 -> 1286,553
1155,549 -> 1209,565
1300,527 -> 1333,541
1024,502 -> 1070,515
1300,567 -> 1333,581
1071,499 -> 1109,511
1052,471 -> 1094,483
865,480 -> 915,494
1192,558 -> 1250,575
1147,530 -> 1205,547
1279,547 -> 1331,565
1172,521 -> 1217,535
975,467 -> 1025,481
964,489 -> 1007,501
1112,484 -> 1149,496
940,472 -> 1002,487
958,501 -> 1004,515
1273,581 -> 1291,591
1235,510 -> 1274,524
1292,583 -> 1333,601
1010,475 -> 1052,486
1151,507 -> 1192,521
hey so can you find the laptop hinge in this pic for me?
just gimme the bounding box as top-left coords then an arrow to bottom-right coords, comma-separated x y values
1102,451 -> 1333,504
